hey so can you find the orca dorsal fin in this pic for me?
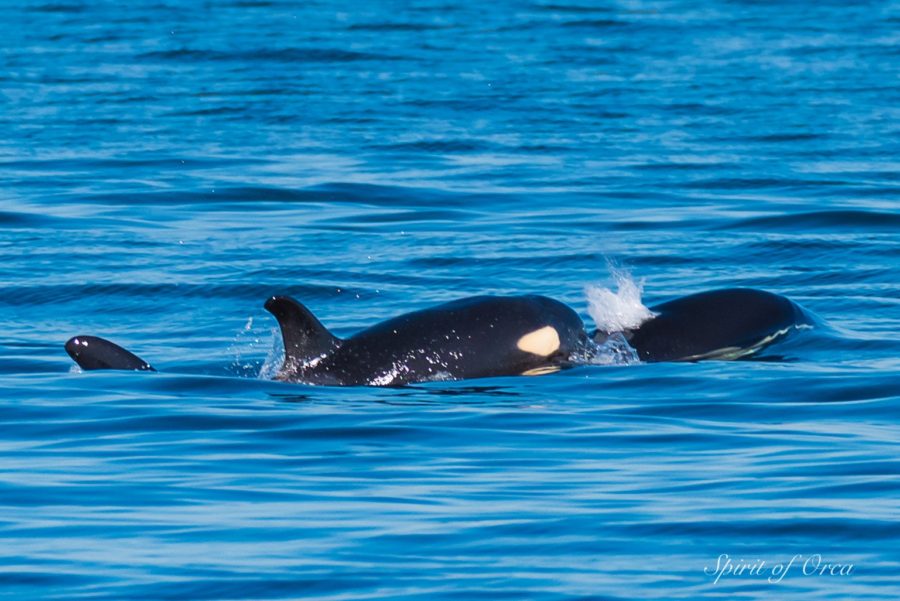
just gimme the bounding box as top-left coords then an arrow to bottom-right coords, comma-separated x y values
264,296 -> 340,373
65,336 -> 156,372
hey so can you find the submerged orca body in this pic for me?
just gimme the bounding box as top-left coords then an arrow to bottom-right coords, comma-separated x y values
614,288 -> 809,362
65,288 -> 809,386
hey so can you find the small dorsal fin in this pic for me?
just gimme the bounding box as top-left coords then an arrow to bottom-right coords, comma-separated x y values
264,296 -> 340,373
65,336 -> 156,372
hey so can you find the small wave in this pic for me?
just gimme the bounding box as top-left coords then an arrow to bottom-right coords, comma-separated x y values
631,161 -> 739,172
534,4 -> 614,13
584,268 -> 655,334
136,48 -> 394,63
559,19 -> 629,29
726,210 -> 900,232
0,156 -> 263,171
230,0 -> 273,7
165,105 -> 249,118
329,209 -> 477,224
675,176 -> 844,190
28,3 -> 85,13
0,282 -> 359,307
74,185 -> 357,206
0,210 -> 63,228
369,139 -> 490,153
347,23 -> 447,32
307,182 -> 469,208
743,132 -> 827,143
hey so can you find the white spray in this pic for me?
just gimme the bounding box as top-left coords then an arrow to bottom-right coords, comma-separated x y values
584,267 -> 656,334
257,329 -> 284,380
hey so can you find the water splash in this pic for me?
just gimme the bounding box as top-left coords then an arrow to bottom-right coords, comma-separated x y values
569,332 -> 640,366
227,316 -> 262,377
258,329 -> 284,380
225,316 -> 284,379
585,268 -> 656,334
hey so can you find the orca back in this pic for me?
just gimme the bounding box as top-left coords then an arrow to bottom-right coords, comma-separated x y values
295,295 -> 587,386
626,288 -> 807,361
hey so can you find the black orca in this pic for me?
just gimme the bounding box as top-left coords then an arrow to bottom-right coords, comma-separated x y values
265,295 -> 587,386
601,288 -> 810,362
64,288 -> 809,385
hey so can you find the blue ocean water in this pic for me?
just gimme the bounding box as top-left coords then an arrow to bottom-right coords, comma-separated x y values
2,0 -> 899,598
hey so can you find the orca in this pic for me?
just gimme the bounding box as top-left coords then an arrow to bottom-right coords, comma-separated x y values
64,288 -> 809,386
264,294 -> 587,385
610,288 -> 810,362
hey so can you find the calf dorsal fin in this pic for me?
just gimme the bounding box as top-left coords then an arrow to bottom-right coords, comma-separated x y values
65,336 -> 155,372
264,296 -> 340,374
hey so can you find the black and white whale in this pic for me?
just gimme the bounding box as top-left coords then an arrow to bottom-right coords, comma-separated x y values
597,288 -> 809,362
264,294 -> 587,385
65,288 -> 809,386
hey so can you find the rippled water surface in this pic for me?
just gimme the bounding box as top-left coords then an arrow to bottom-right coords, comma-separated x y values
2,1 -> 899,599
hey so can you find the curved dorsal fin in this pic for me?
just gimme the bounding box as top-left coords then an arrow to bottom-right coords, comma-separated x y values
65,336 -> 155,372
264,296 -> 340,374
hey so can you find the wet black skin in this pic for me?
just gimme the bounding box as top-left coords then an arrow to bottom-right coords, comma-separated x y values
65,336 -> 155,372
618,288 -> 809,362
64,288 -> 809,386
264,295 -> 588,386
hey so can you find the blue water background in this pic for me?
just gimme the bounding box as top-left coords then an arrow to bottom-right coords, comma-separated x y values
2,1 -> 899,598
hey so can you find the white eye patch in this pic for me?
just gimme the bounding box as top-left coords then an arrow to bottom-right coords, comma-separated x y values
516,326 -> 560,356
